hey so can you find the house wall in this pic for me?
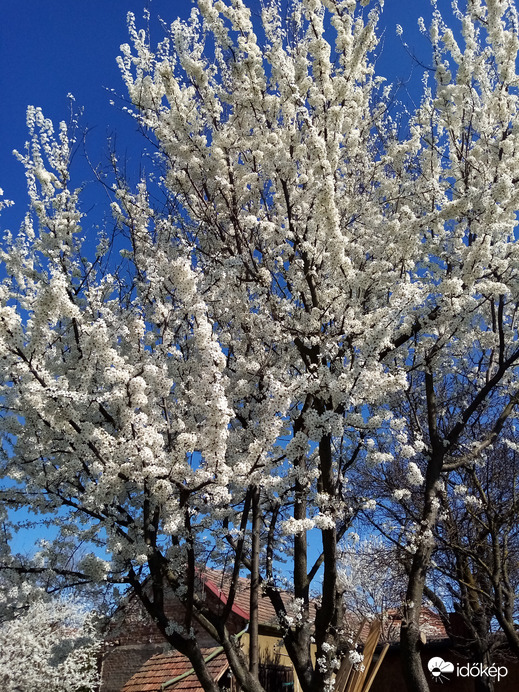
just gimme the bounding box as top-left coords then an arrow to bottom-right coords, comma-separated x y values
239,630 -> 317,692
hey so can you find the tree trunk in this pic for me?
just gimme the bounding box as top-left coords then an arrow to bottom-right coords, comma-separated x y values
400,372 -> 444,692
473,649 -> 495,692
400,545 -> 430,692
249,485 -> 260,678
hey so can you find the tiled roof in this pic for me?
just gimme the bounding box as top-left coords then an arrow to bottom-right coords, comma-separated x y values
354,607 -> 447,644
121,648 -> 228,692
385,607 -> 447,641
418,607 -> 448,640
199,568 -> 296,627
106,568 -> 291,642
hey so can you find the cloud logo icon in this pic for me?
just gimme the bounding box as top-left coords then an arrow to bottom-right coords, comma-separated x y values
428,657 -> 454,683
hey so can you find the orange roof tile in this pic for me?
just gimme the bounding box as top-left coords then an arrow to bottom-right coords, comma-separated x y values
121,648 -> 228,692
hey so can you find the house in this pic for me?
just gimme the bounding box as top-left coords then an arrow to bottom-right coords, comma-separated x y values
105,571 -> 512,692
100,569 -> 307,692
371,606 -> 448,644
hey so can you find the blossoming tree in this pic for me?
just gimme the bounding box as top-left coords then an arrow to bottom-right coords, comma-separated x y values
2,1 -> 519,691
0,597 -> 100,692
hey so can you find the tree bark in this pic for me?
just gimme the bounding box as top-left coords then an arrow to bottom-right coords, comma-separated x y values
400,546 -> 431,692
249,485 -> 260,678
473,648 -> 495,692
400,371 -> 443,692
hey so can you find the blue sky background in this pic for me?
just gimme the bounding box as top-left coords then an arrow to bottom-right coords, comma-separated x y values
0,0 -> 437,233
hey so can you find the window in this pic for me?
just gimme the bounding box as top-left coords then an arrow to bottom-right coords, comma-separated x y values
259,664 -> 294,691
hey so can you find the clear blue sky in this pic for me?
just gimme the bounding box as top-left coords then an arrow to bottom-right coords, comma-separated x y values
0,0 -> 435,232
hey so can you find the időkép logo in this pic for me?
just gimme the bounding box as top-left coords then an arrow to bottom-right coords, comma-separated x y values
427,657 -> 508,684
427,657 -> 454,683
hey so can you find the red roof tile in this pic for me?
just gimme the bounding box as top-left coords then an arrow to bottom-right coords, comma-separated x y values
199,567 -> 300,628
354,607 -> 447,644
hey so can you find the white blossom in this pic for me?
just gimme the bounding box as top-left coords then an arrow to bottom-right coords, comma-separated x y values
0,599 -> 100,692
407,462 -> 425,487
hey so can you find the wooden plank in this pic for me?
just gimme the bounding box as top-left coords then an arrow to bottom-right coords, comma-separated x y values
362,643 -> 389,692
334,618 -> 367,692
348,620 -> 381,692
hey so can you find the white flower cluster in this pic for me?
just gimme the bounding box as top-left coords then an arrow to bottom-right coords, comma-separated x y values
407,462 -> 425,487
0,599 -> 100,692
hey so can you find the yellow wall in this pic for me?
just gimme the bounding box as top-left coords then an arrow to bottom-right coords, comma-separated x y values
240,630 -> 316,692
